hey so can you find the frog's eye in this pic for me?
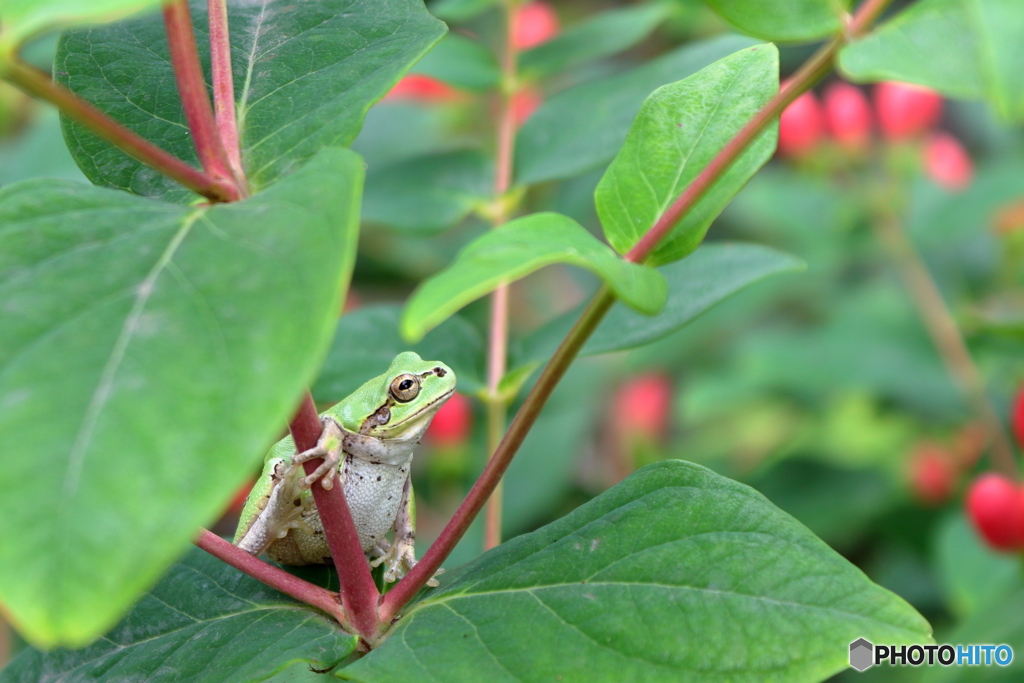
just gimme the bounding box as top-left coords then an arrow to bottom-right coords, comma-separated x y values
389,373 -> 421,402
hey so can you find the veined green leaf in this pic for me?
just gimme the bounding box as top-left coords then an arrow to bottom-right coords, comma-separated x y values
342,461 -> 933,682
55,0 -> 445,201
400,212 -> 667,342
0,148 -> 361,647
596,44 -> 779,265
0,547 -> 358,683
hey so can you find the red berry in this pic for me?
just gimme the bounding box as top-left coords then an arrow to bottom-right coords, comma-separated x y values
778,91 -> 825,158
385,74 -> 462,102
875,81 -> 943,140
426,392 -> 472,446
823,82 -> 872,150
614,374 -> 673,438
1013,386 -> 1024,450
909,442 -> 956,505
924,132 -> 973,191
512,86 -> 543,126
966,473 -> 1024,551
513,2 -> 560,49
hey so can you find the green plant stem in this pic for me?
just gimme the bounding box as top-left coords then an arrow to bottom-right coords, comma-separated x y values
163,0 -> 239,199
207,0 -> 247,189
194,529 -> 346,623
872,211 -> 1019,478
379,0 -> 895,626
1,60 -> 236,202
289,391 -> 381,641
482,0 -> 522,551
380,287 -> 615,623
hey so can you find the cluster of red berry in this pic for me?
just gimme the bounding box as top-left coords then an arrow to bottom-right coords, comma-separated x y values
966,389 -> 1024,551
385,1 -> 559,125
778,80 -> 973,191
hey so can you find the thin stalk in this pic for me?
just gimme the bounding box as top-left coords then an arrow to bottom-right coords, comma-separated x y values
380,289 -> 616,622
482,0 -> 522,550
195,529 -> 346,623
289,392 -> 381,640
207,0 -> 247,189
163,0 -> 239,198
380,0 -> 895,624
873,211 -> 1018,477
1,60 -> 236,202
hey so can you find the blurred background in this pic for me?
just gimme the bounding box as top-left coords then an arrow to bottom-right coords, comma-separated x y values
2,0 -> 1023,678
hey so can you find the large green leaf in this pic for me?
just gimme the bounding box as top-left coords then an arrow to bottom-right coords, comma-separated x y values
596,44 -> 779,265
55,0 -> 445,201
400,212 -> 668,342
515,242 -> 804,365
705,0 -> 850,42
0,147 -> 361,648
362,150 -> 493,234
839,0 -> 1024,121
515,34 -> 759,184
342,460 -> 932,682
0,546 -> 357,683
0,0 -> 157,52
518,3 -> 669,78
313,304 -> 485,401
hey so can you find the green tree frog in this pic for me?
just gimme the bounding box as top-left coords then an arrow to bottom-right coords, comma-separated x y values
234,352 -> 456,584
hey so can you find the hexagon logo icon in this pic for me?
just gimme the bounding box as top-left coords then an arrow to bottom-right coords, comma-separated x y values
850,638 -> 874,672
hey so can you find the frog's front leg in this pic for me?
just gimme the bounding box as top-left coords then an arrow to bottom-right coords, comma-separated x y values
371,478 -> 442,587
291,417 -> 345,489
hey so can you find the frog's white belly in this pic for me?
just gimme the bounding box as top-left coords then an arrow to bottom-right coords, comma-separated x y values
343,453 -> 410,551
264,452 -> 411,565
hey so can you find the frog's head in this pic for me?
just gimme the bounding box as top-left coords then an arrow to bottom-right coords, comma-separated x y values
352,352 -> 456,440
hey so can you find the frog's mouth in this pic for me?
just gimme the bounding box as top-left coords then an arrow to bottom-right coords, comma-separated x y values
363,386 -> 456,438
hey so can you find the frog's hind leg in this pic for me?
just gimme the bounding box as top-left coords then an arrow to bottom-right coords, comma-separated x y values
237,458 -> 311,556
371,478 -> 443,587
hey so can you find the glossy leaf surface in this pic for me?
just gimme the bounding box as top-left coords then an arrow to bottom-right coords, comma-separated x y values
343,461 -> 932,682
55,0 -> 445,201
596,44 -> 779,265
0,547 -> 357,683
0,148 -> 361,647
400,212 -> 667,342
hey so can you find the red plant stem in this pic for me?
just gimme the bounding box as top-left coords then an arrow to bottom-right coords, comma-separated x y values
481,0 -> 522,551
379,0 -> 895,623
195,529 -> 346,622
207,0 -> 246,188
163,0 -> 239,199
1,60 -> 236,202
289,392 -> 380,640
